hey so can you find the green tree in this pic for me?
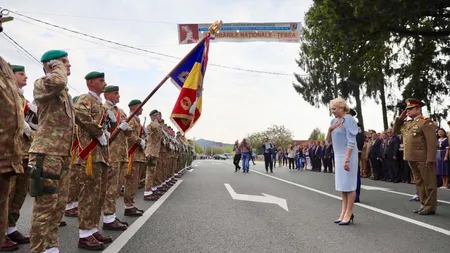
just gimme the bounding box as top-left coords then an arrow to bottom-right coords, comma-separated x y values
246,132 -> 265,155
295,0 -> 450,129
193,142 -> 203,154
246,125 -> 294,154
308,127 -> 325,141
265,125 -> 293,149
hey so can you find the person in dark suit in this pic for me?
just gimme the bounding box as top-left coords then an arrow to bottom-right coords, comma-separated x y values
308,141 -> 317,171
369,133 -> 382,180
350,109 -> 364,202
379,132 -> 388,180
314,143 -> 323,171
323,143 -> 333,173
385,128 -> 400,182
261,137 -> 274,173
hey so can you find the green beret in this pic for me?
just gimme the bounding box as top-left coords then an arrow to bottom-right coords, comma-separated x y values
11,65 -> 25,72
104,85 -> 119,93
40,50 -> 68,62
85,71 -> 105,80
149,109 -> 159,116
128,99 -> 142,107
72,96 -> 80,103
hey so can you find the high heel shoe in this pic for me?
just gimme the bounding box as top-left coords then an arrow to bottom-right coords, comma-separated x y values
338,214 -> 354,225
333,219 -> 342,224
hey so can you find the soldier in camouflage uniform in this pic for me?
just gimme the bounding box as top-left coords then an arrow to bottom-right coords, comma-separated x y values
73,71 -> 113,250
166,127 -> 178,186
65,95 -> 81,218
143,109 -> 163,201
28,50 -> 74,253
102,85 -> 130,230
175,132 -> 187,178
4,65 -> 33,248
122,99 -> 146,216
159,124 -> 172,191
0,13 -> 25,251
153,121 -> 168,194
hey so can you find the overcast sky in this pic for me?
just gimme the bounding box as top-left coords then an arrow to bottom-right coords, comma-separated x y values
1,0 -> 396,143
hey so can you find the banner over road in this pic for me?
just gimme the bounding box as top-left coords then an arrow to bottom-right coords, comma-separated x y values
177,22 -> 301,44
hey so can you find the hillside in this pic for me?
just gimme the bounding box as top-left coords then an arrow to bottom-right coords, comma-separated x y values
195,139 -> 233,149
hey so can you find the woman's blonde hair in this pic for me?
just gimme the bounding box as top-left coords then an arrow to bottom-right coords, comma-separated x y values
330,97 -> 350,113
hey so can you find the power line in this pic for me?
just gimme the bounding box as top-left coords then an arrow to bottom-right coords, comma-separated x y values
10,10 -> 177,24
14,17 -> 165,61
1,32 -> 83,95
2,32 -> 41,63
1,34 -> 39,64
9,10 -> 293,76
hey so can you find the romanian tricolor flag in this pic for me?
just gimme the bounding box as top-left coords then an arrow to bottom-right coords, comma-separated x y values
170,34 -> 210,133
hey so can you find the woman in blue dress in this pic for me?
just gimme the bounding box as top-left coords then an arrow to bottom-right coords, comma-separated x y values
326,98 -> 359,225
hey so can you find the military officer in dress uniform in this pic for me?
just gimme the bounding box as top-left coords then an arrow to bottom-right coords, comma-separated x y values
393,98 -> 437,215
28,50 -> 75,253
0,11 -> 25,251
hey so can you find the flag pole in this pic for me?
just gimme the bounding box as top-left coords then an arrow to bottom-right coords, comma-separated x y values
109,20 -> 223,144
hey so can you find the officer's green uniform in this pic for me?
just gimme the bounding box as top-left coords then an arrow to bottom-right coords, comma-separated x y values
393,98 -> 437,215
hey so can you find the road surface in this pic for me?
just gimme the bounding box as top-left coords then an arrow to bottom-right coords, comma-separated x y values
14,160 -> 450,253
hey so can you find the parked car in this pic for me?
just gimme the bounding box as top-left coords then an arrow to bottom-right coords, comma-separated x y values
223,153 -> 232,159
213,154 -> 227,160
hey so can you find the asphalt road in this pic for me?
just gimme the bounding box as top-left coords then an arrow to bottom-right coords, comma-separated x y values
14,159 -> 450,253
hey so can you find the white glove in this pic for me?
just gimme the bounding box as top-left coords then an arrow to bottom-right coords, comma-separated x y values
23,121 -> 32,138
119,122 -> 129,130
104,131 -> 111,139
29,121 -> 38,131
27,102 -> 37,114
107,110 -> 117,122
189,101 -> 197,115
97,133 -> 107,146
139,139 -> 145,150
47,59 -> 59,69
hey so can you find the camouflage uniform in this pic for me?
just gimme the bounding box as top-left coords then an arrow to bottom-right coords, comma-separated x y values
0,57 -> 25,249
65,124 -> 81,218
158,131 -> 170,190
73,91 -> 111,248
7,73 -> 34,245
64,95 -> 80,218
123,115 -> 146,215
102,100 -> 130,228
144,118 -> 163,200
28,59 -> 74,253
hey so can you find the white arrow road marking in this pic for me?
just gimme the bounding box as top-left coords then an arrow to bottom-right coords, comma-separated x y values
224,183 -> 289,211
361,185 -> 450,205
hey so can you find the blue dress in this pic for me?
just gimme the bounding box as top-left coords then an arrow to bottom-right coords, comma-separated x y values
331,114 -> 359,192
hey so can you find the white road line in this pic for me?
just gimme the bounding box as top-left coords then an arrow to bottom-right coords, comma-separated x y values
250,169 -> 450,236
383,189 -> 450,205
102,180 -> 183,253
